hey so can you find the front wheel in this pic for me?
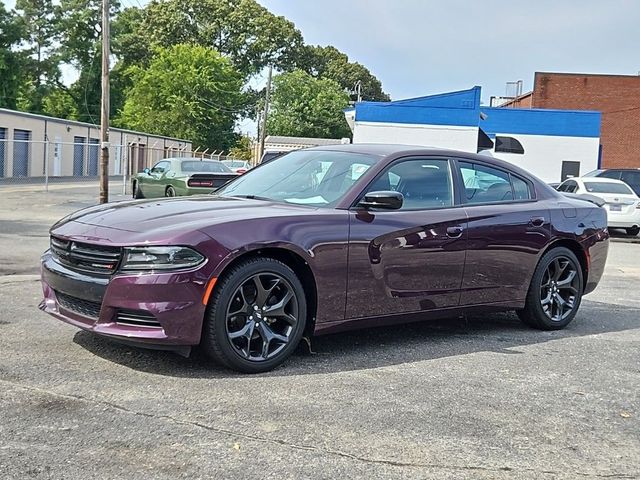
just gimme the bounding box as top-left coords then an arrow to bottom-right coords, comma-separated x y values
517,247 -> 583,330
626,226 -> 639,237
202,258 -> 307,373
132,181 -> 144,199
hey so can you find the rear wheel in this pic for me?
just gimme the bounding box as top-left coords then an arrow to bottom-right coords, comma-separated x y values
517,247 -> 583,330
132,181 -> 144,199
165,185 -> 176,197
626,226 -> 639,236
202,258 -> 307,373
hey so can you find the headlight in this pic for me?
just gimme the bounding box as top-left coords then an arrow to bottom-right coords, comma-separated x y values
120,246 -> 205,272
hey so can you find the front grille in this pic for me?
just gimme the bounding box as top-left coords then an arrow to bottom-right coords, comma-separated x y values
55,291 -> 102,319
115,310 -> 162,328
50,236 -> 122,275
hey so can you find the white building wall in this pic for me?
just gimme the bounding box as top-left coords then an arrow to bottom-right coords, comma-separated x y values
488,134 -> 600,183
352,120 -> 600,184
353,121 -> 479,152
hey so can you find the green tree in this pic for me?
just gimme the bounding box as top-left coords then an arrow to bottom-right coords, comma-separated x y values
296,45 -> 390,102
41,88 -> 79,119
229,136 -> 253,160
54,0 -> 121,122
267,70 -> 352,139
0,4 -> 26,109
13,0 -> 59,112
118,44 -> 245,150
121,0 -> 304,77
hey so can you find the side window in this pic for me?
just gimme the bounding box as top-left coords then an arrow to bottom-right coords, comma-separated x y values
621,171 -> 640,194
557,182 -> 569,192
511,175 -> 532,200
601,170 -> 621,180
564,180 -> 578,193
365,158 -> 453,210
459,162 -> 514,203
151,161 -> 169,173
495,136 -> 525,154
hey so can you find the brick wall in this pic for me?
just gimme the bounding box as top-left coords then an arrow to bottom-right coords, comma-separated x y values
531,72 -> 640,169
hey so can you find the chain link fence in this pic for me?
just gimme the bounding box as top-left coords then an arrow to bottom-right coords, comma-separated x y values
0,138 -> 243,197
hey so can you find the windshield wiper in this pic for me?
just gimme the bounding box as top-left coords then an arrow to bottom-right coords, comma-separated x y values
228,194 -> 273,201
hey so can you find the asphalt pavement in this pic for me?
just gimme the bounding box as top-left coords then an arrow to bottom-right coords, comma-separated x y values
0,183 -> 638,479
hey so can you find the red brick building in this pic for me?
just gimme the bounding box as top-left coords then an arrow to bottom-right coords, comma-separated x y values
502,72 -> 640,169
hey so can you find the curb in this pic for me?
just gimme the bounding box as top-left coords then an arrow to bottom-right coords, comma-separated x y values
610,236 -> 640,244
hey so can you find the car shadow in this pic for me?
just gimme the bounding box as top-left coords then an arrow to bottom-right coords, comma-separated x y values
72,299 -> 639,378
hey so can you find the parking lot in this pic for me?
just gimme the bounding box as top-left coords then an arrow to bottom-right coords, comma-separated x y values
1,183 -> 638,479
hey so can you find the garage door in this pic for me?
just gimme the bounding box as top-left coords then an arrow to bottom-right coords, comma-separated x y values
13,129 -> 31,177
0,128 -> 6,177
88,138 -> 99,176
73,136 -> 86,176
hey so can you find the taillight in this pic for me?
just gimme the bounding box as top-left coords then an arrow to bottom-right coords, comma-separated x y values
188,179 -> 214,187
237,169 -> 247,174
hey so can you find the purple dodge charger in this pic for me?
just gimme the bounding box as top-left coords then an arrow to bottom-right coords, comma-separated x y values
40,145 -> 609,372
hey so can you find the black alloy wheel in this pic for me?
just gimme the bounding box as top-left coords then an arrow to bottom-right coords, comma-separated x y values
225,272 -> 298,361
166,186 -> 177,197
539,256 -> 581,322
517,247 -> 583,330
203,258 -> 307,373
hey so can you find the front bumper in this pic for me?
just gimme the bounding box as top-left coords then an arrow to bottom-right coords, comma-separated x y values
40,251 -> 210,347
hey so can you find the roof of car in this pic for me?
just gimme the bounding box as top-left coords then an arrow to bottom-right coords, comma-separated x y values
303,143 -> 537,178
578,177 -> 628,184
306,143 -> 445,156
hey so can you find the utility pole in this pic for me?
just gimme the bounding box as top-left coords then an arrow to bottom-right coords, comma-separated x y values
99,0 -> 110,204
258,65 -> 273,161
355,80 -> 362,103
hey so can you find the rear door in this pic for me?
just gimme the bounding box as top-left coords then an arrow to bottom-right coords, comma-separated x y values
455,159 -> 551,306
346,157 -> 467,319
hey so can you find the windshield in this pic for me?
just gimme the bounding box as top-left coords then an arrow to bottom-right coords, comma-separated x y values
181,161 -> 231,173
583,181 -> 634,194
217,150 -> 378,207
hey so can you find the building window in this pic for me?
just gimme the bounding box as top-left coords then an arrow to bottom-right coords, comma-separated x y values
495,136 -> 525,154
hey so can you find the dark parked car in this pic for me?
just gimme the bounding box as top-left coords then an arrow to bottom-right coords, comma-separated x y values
260,150 -> 288,164
40,145 -> 609,373
583,168 -> 640,196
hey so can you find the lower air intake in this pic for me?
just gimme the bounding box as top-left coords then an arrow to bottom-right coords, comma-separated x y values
115,310 -> 162,328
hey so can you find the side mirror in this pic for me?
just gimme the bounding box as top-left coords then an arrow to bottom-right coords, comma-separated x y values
143,167 -> 150,174
358,191 -> 403,210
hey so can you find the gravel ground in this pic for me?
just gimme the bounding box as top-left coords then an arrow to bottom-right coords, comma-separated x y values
0,183 -> 638,479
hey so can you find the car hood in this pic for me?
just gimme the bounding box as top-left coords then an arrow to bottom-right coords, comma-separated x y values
51,196 -> 315,241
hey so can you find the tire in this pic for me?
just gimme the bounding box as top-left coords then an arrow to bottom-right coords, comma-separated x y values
626,226 -> 639,237
517,247 -> 584,330
202,257 -> 307,373
165,186 -> 177,197
132,181 -> 144,199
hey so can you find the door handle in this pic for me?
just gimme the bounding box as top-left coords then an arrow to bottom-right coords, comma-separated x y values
446,226 -> 464,238
529,216 -> 545,227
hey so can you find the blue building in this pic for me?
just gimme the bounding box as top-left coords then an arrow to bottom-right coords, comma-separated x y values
345,86 -> 601,182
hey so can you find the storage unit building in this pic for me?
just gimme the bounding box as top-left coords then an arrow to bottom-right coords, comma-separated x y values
0,108 -> 193,179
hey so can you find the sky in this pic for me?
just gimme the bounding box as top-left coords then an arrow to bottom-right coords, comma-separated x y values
257,0 -> 640,102
4,0 -> 639,133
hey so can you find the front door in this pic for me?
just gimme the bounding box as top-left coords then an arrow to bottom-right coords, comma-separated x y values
346,157 -> 467,319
